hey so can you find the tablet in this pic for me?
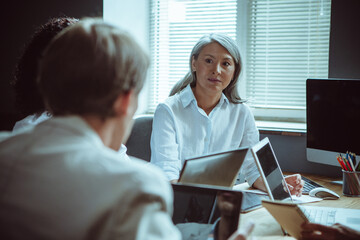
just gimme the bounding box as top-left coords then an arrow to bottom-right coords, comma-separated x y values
172,183 -> 243,225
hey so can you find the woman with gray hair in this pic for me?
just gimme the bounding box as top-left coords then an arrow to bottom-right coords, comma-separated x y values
151,33 -> 304,194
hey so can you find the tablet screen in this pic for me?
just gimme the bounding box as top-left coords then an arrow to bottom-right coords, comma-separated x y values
172,184 -> 242,228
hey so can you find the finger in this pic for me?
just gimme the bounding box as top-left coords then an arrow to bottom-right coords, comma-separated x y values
283,183 -> 292,193
290,189 -> 302,197
296,180 -> 304,196
287,179 -> 304,196
298,179 -> 305,188
287,185 -> 302,198
286,174 -> 301,184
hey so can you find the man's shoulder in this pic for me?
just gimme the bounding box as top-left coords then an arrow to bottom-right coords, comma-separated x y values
104,156 -> 173,201
0,127 -> 36,155
0,131 -> 14,142
98,153 -> 169,186
125,157 -> 169,185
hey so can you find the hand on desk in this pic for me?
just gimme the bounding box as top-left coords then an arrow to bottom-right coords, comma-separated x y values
253,173 -> 304,197
301,222 -> 360,240
284,174 -> 304,197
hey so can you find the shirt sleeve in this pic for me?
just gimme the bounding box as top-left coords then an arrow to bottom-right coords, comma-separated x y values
99,168 -> 182,240
116,197 -> 182,240
150,104 -> 182,181
239,107 -> 260,187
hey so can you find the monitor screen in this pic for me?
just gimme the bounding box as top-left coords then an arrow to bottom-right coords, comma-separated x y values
306,79 -> 360,166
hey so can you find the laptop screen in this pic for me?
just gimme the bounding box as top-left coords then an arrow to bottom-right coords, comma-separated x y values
252,138 -> 291,201
178,148 -> 248,187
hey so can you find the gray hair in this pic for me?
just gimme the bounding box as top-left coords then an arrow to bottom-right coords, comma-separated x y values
38,18 -> 149,117
169,33 -> 243,103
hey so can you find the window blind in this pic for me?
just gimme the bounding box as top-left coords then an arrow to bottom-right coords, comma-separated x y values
149,0 -> 331,123
246,0 -> 331,116
149,0 -> 237,113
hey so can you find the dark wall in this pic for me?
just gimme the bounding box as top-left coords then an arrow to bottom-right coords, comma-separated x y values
0,0 -> 102,131
262,134 -> 341,178
328,0 -> 360,78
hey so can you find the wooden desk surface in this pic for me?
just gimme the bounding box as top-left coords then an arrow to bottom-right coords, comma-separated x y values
238,173 -> 360,239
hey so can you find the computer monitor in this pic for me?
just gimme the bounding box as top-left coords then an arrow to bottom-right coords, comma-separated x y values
306,78 -> 360,166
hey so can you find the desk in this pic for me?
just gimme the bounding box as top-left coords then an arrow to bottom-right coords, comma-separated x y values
238,173 -> 360,239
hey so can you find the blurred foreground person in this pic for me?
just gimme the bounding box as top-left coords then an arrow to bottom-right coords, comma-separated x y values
0,18 -> 180,239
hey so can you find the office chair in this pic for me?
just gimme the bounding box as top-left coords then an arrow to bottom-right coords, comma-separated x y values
126,114 -> 153,162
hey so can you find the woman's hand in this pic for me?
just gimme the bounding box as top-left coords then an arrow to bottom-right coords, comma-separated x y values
284,174 -> 304,197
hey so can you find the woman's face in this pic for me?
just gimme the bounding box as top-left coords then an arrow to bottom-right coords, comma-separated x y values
192,42 -> 235,96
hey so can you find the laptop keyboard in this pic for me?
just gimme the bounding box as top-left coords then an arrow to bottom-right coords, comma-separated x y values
301,207 -> 336,226
302,176 -> 324,194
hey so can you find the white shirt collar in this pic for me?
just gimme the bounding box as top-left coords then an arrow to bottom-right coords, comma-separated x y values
179,84 -> 229,109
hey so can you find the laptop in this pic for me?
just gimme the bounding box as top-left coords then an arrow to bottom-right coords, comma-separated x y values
251,137 -> 293,201
178,147 -> 249,188
262,200 -> 360,238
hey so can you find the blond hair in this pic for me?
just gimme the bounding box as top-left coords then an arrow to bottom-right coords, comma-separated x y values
38,18 -> 149,116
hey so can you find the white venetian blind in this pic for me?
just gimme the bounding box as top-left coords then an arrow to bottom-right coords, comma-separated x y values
246,0 -> 331,114
149,0 -> 237,113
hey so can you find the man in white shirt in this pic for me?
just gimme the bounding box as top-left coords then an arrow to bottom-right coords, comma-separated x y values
0,19 -> 181,239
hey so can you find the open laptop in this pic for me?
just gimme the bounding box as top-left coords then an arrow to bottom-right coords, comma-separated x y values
254,138 -> 360,236
178,147 -> 248,187
251,137 -> 293,201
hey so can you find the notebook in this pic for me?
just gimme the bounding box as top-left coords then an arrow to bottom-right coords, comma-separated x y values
178,147 -> 249,187
251,137 -> 293,201
262,199 -> 360,239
